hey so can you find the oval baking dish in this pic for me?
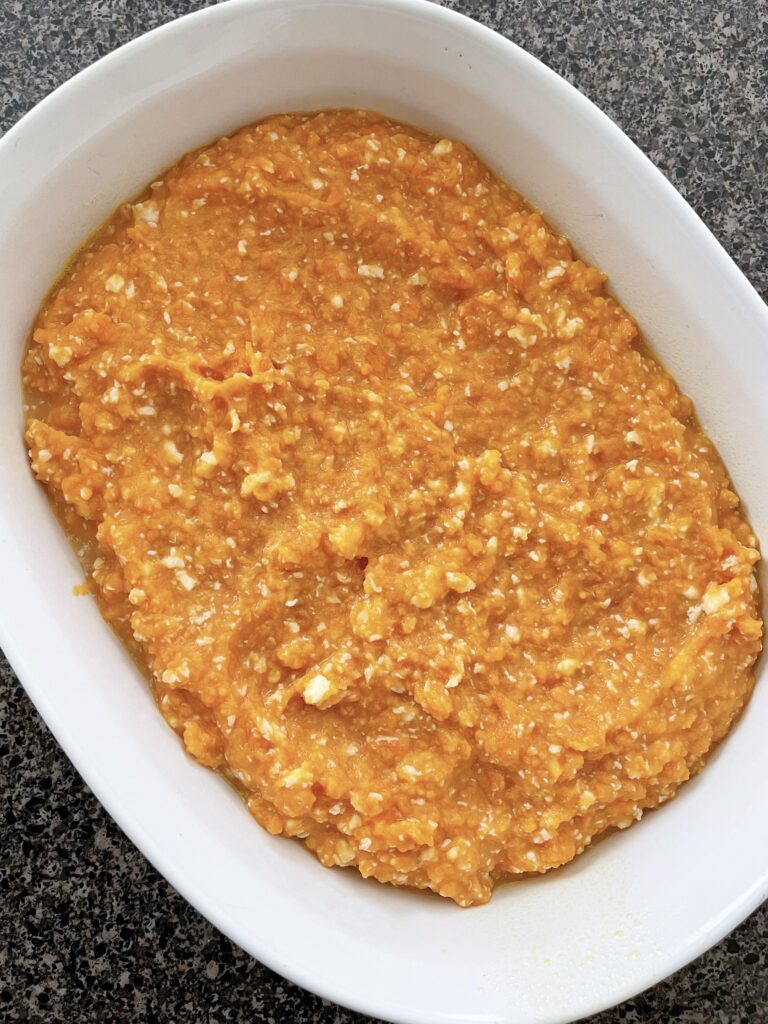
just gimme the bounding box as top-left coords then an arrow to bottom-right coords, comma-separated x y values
0,2 -> 766,1022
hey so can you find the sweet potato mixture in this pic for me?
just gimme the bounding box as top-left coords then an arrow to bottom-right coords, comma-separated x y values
23,111 -> 762,905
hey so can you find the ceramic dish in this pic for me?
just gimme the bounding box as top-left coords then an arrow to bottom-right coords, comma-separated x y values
1,1 -> 766,1022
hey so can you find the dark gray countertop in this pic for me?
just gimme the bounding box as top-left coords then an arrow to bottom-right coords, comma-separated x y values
1,1 -> 766,1021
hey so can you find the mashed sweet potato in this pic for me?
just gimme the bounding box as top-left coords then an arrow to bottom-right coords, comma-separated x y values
23,110 -> 762,905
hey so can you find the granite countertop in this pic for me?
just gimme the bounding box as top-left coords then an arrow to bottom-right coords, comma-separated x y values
1,1 -> 766,1021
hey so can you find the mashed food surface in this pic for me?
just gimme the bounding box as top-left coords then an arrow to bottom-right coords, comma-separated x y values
23,111 -> 762,906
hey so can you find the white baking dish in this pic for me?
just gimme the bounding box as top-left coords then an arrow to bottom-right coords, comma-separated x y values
0,1 -> 766,1021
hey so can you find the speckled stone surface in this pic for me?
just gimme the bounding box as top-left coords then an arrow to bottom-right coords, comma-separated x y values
1,1 -> 766,1021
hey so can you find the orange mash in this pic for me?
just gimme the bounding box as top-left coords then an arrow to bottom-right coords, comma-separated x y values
23,111 -> 762,906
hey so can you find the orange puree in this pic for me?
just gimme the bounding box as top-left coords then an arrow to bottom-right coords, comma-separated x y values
22,110 -> 762,906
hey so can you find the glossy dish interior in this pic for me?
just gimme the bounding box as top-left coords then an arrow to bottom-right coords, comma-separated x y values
1,2 -> 767,1023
